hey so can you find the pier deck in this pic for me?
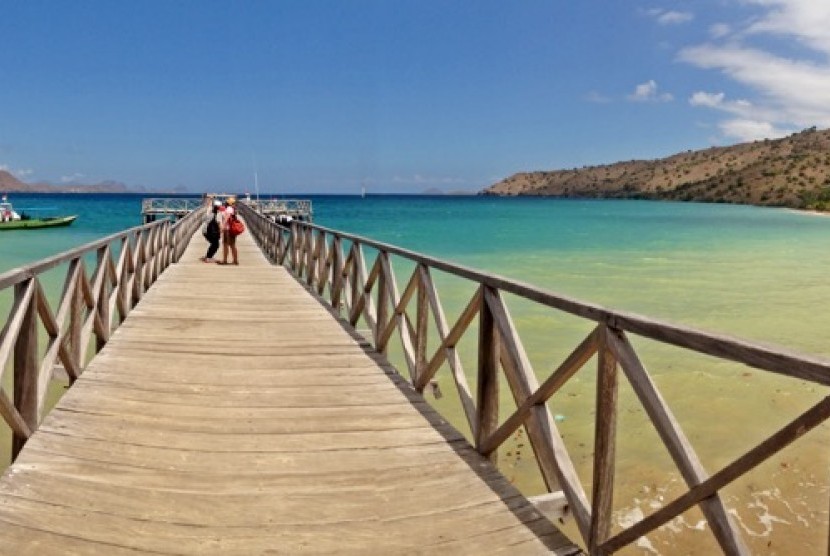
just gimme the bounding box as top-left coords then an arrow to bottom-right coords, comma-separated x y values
0,228 -> 578,554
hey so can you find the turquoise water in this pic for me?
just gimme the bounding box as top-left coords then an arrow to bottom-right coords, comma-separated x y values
7,194 -> 830,351
3,194 -> 830,553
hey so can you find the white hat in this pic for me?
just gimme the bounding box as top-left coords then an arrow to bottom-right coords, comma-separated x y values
213,200 -> 222,207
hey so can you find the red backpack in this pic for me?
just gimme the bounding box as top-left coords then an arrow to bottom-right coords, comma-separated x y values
229,213 -> 245,236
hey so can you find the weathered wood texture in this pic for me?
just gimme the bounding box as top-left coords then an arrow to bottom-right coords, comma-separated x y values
0,226 -> 579,555
240,207 -> 830,555
0,209 -> 203,461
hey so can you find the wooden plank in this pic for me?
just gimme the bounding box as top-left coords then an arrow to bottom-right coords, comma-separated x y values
0,227 -> 578,555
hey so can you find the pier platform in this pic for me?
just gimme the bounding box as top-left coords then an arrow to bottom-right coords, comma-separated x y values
0,226 -> 578,554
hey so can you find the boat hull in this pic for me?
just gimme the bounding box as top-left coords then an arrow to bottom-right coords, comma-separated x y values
0,215 -> 78,230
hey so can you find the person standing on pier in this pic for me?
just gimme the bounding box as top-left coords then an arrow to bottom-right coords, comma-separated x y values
221,197 -> 239,265
200,200 -> 222,263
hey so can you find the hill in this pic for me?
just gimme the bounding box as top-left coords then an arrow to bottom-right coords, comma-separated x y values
0,170 -> 181,194
482,127 -> 830,209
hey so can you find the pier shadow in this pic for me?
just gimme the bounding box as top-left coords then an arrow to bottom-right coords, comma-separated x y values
299,281 -> 582,555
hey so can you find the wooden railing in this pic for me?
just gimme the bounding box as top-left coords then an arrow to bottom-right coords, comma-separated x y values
239,203 -> 830,555
0,205 -> 204,460
141,197 -> 204,215
247,198 -> 313,221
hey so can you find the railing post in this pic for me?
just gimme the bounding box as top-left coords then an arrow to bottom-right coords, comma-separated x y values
590,324 -> 619,554
70,268 -> 84,371
291,222 -> 301,272
12,279 -> 38,459
306,227 -> 314,282
331,236 -> 343,312
133,230 -> 145,303
375,252 -> 389,353
95,246 -> 110,351
349,245 -> 360,322
476,285 -> 499,462
416,265 -> 429,379
306,229 -> 317,287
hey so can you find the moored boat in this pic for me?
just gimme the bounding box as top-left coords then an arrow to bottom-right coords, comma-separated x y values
0,195 -> 78,230
0,215 -> 78,230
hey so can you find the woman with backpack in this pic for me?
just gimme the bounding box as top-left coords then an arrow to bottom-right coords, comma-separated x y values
200,200 -> 222,263
220,197 -> 240,265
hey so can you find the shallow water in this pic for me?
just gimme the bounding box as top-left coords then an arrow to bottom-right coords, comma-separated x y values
2,194 -> 830,553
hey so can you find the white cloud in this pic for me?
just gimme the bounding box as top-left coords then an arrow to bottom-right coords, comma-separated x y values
689,91 -> 725,108
718,119 -> 790,142
61,173 -> 85,183
627,80 -> 674,102
646,8 -> 694,25
680,1 -> 830,141
709,23 -> 731,39
680,44 -> 830,126
744,0 -> 830,54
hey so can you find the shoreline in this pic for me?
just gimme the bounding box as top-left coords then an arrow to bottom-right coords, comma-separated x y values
791,207 -> 830,218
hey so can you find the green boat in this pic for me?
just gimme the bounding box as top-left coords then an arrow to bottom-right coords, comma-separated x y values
0,214 -> 78,230
0,196 -> 78,230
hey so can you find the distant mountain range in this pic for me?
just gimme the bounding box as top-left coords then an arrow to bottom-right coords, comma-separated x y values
482,127 -> 830,210
0,170 -> 187,194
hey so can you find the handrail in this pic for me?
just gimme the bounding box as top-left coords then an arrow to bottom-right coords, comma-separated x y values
0,205 -> 205,460
239,202 -> 830,555
141,197 -> 203,214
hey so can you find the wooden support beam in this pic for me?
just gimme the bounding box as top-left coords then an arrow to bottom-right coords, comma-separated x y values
590,325 -> 618,553
602,394 -> 830,554
476,285 -> 499,464
415,265 -> 429,380
483,287 -> 592,543
479,326 -> 599,455
415,266 -> 478,436
12,279 -> 38,458
606,328 -> 749,556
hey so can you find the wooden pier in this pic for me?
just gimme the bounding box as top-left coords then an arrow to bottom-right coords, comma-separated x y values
142,197 -> 313,225
0,211 -> 577,554
2,202 -> 830,554
141,197 -> 203,224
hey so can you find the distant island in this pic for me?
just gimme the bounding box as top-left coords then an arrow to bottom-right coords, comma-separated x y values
421,187 -> 476,196
0,170 -> 186,195
481,127 -> 830,211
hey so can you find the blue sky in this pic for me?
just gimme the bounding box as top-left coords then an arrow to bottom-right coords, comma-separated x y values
1,1 -> 828,193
